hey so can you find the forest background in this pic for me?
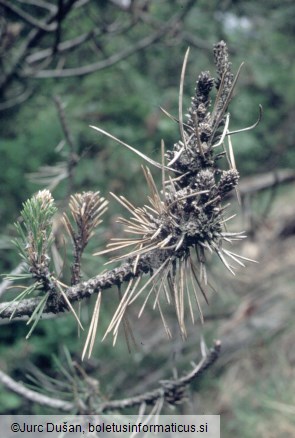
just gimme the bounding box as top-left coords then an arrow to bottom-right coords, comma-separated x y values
0,1 -> 294,437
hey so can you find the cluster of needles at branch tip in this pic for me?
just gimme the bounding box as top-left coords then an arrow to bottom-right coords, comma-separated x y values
0,42 -> 261,358
89,41 -> 260,351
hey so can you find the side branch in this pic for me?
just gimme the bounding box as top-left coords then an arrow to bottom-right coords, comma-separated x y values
22,3 -> 194,79
0,0 -> 79,94
0,341 -> 221,413
0,0 -> 56,32
99,340 -> 221,413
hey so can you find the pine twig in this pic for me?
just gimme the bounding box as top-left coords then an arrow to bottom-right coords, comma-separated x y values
0,341 -> 221,413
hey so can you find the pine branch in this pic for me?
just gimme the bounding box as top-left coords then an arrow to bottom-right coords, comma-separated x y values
0,257 -> 148,319
99,340 -> 221,413
0,341 -> 221,413
0,368 -> 74,411
0,42 -> 260,333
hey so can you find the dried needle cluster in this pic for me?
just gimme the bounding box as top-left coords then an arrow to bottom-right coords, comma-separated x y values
63,192 -> 108,285
93,41 -> 256,342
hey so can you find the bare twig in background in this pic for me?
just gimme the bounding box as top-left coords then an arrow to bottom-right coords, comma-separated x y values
0,86 -> 33,111
0,0 -> 56,32
0,0 -> 197,109
53,95 -> 78,194
53,96 -> 75,152
23,8 -> 192,79
25,30 -> 166,78
25,31 -> 96,64
15,0 -> 57,14
0,0 -> 79,97
237,169 -> 295,196
233,169 -> 295,237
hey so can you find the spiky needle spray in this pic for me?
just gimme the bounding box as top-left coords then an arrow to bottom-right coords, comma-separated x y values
90,41 -> 260,350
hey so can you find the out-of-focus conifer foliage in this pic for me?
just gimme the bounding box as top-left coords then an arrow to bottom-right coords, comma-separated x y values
1,1 -> 294,237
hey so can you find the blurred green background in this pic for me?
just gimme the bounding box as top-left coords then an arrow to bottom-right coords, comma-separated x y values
0,1 -> 294,436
